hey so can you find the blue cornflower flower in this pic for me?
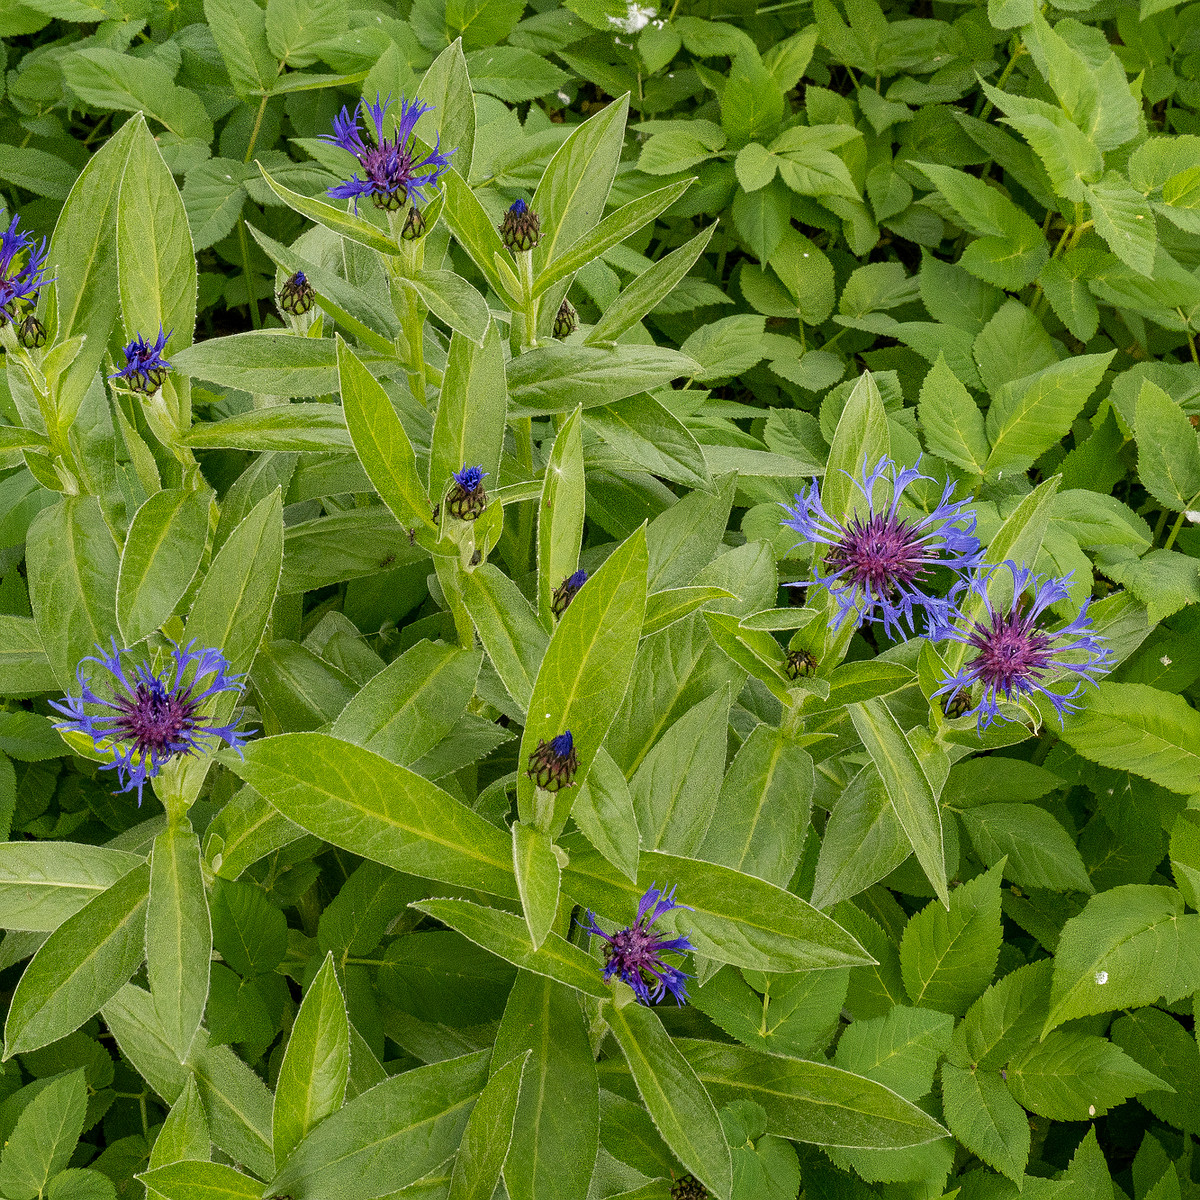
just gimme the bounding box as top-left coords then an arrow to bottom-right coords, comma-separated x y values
446,465 -> 488,520
584,884 -> 694,1006
111,329 -> 171,394
527,729 -> 579,791
552,569 -> 588,617
930,561 -> 1112,730
50,640 -> 249,803
321,94 -> 452,213
0,211 -> 51,323
781,456 -> 984,638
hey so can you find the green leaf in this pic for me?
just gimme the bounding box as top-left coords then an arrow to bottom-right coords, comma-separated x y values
117,116 -> 197,354
182,405 -> 351,453
900,864 -> 1003,1017
0,1068 -> 86,1200
918,356 -> 988,475
404,271 -> 490,345
1086,172 -> 1157,277
959,805 -> 1092,893
227,733 -> 518,899
147,827 -> 210,1063
265,0 -> 346,67
1110,1006 -> 1200,1136
941,1063 -> 1029,1185
148,1075 -> 210,1169
339,336 -> 434,533
850,698 -> 947,907
0,842 -> 143,932
1044,884 -> 1200,1033
117,488 -> 212,645
1058,682 -> 1200,794
0,147 -> 78,202
517,526 -> 647,834
440,169 -> 510,302
411,897 -> 608,997
460,564 -> 548,712
985,354 -> 1113,475
191,1043 -> 275,1178
722,50 -> 786,145
584,394 -> 711,489
269,1051 -> 489,1197
204,0 -> 276,99
565,846 -> 872,974
494,973 -> 598,1200
835,1005 -> 953,1099
4,863 -> 149,1057
332,641 -> 480,766
448,1051 -> 528,1200
538,407 -> 587,624
417,41 -> 476,177
512,821 -> 561,949
1136,380 -> 1200,511
138,1161 -> 261,1199
607,1000 -> 732,1199
680,1039 -> 948,1148
1007,1029 -> 1166,1120
27,497 -> 120,692
273,952 -> 349,1166
572,746 -> 640,882
823,372 -> 890,523
951,959 -> 1050,1072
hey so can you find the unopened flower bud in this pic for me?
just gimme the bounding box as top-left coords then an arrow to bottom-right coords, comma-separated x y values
785,649 -> 817,680
402,206 -> 427,240
941,691 -> 972,720
446,465 -> 488,521
552,569 -> 588,617
17,314 -> 45,349
671,1177 -> 708,1200
527,731 -> 578,792
278,271 -> 315,316
554,298 -> 578,339
499,198 -> 540,251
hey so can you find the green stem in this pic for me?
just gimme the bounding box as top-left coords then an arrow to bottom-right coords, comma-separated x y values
1164,510 -> 1190,552
237,219 -> 261,329
515,416 -> 535,572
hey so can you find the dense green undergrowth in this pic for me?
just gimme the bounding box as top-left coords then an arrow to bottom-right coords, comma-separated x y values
1,0 -> 1200,1197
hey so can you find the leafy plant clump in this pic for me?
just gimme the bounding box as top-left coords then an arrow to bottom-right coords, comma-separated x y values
1,0 -> 1200,1195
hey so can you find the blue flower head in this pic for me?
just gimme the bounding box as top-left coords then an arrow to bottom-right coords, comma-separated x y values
50,640 -> 249,803
781,456 -> 984,638
0,211 -> 51,323
111,328 -> 171,394
321,94 -> 452,213
446,465 -> 488,520
454,465 -> 486,492
931,561 -> 1113,730
584,884 -> 694,1006
509,198 -> 528,216
527,729 -> 578,791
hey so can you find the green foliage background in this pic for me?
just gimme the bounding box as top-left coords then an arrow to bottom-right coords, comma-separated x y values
2,0 -> 1200,1195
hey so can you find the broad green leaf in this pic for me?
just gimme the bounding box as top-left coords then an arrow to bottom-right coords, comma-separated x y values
517,526 -> 647,834
102,984 -> 190,1107
273,952 -> 349,1166
495,973 -> 598,1200
411,898 -> 608,997
642,586 -> 736,638
0,1068 -> 86,1200
608,1000 -> 732,1199
823,371 -> 890,522
255,164 -> 399,255
204,0 -> 276,99
1136,380 -> 1200,512
512,821 -> 561,949
27,497 -> 120,692
5,863 -> 150,1057
147,827 -> 210,1062
182,405 -> 351,453
584,394 -> 711,489
448,1054 -> 528,1200
572,746 -> 640,882
941,1063 -> 1029,1185
440,169 -> 510,301
918,356 -> 988,475
117,488 -> 212,645
416,41 -> 476,178
850,698 -> 947,906
835,1005 -> 953,1100
138,1162 -> 261,1199
951,959 -> 1051,1071
1086,173 -> 1157,276
148,1076 -> 210,1169
227,733 -> 518,899
1044,884 -> 1200,1033
566,845 -> 871,973
1007,1029 -> 1166,1120
404,271 -> 490,345
269,1051 -> 488,1197
1058,682 -> 1200,794
680,1040 -> 948,1148
1111,1006 -> 1200,1136
265,0 -> 346,67
117,116 -> 197,354
460,564 -> 548,711
332,641 -> 480,766
339,337 -> 434,534
537,406 -> 586,626
900,864 -> 1002,1017
190,1043 -> 277,1179
959,804 -> 1093,893
0,842 -> 143,932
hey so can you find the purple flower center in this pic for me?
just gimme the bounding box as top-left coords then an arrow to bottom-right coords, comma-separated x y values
112,678 -> 205,757
825,510 -> 929,596
967,606 -> 1057,695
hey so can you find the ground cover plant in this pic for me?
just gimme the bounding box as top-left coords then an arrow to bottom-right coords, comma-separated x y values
2,0 -> 1200,1194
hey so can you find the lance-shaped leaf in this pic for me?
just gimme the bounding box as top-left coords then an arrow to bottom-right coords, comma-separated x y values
448,1051 -> 528,1200
256,163 -> 400,255
0,842 -> 144,932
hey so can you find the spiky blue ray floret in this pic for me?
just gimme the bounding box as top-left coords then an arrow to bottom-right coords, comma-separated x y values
0,211 -> 52,322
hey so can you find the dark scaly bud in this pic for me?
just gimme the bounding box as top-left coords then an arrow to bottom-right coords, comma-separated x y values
402,206 -> 427,240
499,199 -> 540,252
553,298 -> 578,339
526,731 -> 578,792
671,1177 -> 709,1200
16,313 -> 45,349
110,329 -> 171,395
785,648 -> 817,680
278,271 -> 315,316
552,569 -> 588,617
941,690 -> 972,720
446,465 -> 488,521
